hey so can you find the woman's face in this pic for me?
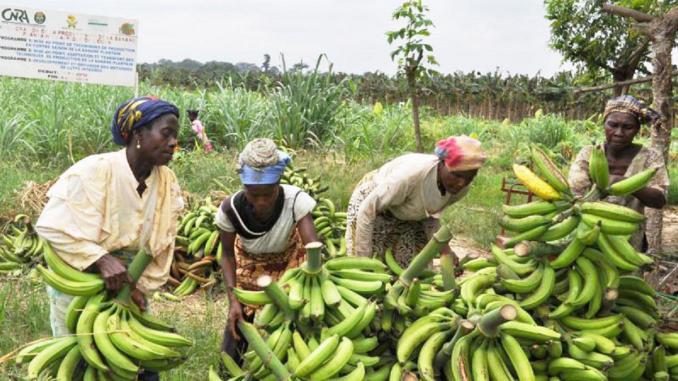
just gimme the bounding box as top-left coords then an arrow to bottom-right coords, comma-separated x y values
136,114 -> 179,166
439,166 -> 478,194
244,184 -> 280,217
604,111 -> 640,149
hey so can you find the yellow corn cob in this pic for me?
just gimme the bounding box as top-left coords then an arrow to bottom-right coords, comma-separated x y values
513,164 -> 562,201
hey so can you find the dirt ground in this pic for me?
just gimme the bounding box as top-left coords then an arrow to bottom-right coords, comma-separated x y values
648,205 -> 678,295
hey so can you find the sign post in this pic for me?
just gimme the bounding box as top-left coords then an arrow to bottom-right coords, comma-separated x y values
0,5 -> 138,87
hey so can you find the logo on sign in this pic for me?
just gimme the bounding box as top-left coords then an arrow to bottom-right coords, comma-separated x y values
1,8 -> 30,24
120,22 -> 135,36
67,15 -> 77,28
34,12 -> 46,24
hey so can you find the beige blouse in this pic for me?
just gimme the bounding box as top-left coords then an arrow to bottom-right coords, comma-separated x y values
353,153 -> 469,256
35,149 -> 184,293
568,145 -> 669,248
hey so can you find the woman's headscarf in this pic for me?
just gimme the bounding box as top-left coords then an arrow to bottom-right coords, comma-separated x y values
603,95 -> 660,126
111,96 -> 180,145
435,135 -> 487,171
238,138 -> 291,185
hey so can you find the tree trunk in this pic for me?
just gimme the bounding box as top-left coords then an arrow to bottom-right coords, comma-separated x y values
645,14 -> 676,254
603,4 -> 678,255
407,69 -> 423,152
611,68 -> 635,96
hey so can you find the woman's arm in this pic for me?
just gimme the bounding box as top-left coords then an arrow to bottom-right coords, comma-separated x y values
567,146 -> 594,198
297,214 -> 320,244
609,174 -> 667,209
219,230 -> 243,339
35,160 -> 132,294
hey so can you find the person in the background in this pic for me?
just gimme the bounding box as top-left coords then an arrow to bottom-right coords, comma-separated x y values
35,96 -> 184,381
216,138 -> 319,360
568,95 -> 668,251
187,109 -> 213,153
345,135 -> 487,267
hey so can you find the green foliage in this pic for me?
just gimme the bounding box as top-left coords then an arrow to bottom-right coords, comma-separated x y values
545,0 -> 656,82
269,55 -> 348,148
335,101 -> 415,157
202,82 -> 270,150
668,166 -> 678,205
386,0 -> 438,78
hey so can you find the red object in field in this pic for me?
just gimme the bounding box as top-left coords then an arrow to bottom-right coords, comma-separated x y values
498,177 -> 534,239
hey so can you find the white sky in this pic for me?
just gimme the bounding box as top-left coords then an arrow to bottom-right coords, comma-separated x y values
9,1 -> 571,76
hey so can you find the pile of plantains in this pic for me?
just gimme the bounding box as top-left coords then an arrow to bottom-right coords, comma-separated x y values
211,144 -> 675,381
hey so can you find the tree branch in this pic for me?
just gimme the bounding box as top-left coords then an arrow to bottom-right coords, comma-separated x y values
574,70 -> 678,94
628,38 -> 650,65
602,3 -> 655,23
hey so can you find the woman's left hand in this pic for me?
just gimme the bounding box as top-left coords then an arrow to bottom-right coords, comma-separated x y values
131,288 -> 147,311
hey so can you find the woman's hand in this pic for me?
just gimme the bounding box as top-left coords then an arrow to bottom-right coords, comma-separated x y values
94,254 -> 132,292
131,288 -> 147,311
227,297 -> 244,340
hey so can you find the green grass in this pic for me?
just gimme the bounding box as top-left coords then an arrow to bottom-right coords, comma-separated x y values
0,277 -> 228,380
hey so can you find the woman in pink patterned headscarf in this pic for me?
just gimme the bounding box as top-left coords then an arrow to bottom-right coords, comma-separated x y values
345,135 -> 487,267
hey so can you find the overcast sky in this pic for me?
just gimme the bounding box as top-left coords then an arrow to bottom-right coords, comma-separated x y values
10,1 -> 571,76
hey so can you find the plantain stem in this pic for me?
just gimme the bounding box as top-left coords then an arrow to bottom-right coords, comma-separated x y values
304,242 -> 323,273
257,275 -> 295,320
116,249 -> 153,302
401,222 -> 453,284
478,305 -> 517,337
237,321 -> 291,380
440,254 -> 457,291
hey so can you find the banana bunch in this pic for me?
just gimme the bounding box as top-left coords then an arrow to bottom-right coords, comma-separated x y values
382,221 -> 456,323
215,319 -> 395,381
18,247 -> 192,380
537,313 -> 652,381
222,242 -> 398,380
394,302 -> 564,381
656,332 -> 678,380
176,199 -> 221,260
172,198 -> 221,297
280,164 -> 329,201
233,243 -> 388,329
312,198 -> 347,257
589,145 -> 659,197
0,214 -> 45,273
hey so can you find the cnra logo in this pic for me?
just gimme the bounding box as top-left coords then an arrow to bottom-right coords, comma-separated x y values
2,8 -> 30,24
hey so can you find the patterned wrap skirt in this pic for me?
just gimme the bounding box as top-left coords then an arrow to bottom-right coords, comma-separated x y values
345,172 -> 438,268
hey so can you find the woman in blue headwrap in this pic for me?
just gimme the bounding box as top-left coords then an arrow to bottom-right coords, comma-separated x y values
36,96 -> 184,381
215,138 -> 319,359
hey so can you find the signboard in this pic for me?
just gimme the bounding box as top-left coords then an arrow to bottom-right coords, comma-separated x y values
0,5 -> 138,87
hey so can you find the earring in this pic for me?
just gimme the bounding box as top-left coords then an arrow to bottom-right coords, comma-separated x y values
136,139 -> 141,149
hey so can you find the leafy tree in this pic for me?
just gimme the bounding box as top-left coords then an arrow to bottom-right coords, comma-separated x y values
544,0 -> 675,95
387,0 -> 438,152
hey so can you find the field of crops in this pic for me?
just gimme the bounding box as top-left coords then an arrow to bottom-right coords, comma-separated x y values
0,76 -> 677,380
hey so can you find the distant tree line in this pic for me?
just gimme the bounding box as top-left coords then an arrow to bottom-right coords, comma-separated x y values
137,57 -> 650,121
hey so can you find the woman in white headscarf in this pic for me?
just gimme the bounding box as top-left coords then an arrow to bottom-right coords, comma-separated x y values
216,138 -> 320,359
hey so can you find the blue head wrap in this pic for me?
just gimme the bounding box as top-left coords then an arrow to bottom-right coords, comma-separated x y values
239,151 -> 291,185
110,96 -> 180,145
